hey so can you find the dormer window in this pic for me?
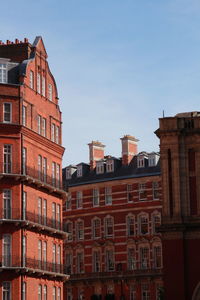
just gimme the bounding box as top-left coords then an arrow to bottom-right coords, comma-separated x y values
77,165 -> 82,177
106,160 -> 114,173
137,156 -> 145,168
0,63 -> 7,83
66,166 -> 77,179
66,168 -> 71,179
148,153 -> 159,167
96,161 -> 104,174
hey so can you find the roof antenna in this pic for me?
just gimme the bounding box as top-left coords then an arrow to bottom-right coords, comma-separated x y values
163,110 -> 165,118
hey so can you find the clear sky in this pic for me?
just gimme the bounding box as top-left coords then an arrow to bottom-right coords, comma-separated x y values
1,0 -> 200,166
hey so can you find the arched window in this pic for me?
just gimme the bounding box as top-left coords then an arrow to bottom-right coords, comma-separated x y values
127,246 -> 136,270
152,212 -> 161,234
139,214 -> 149,235
105,247 -> 115,271
65,251 -> 73,274
65,221 -> 73,241
152,243 -> 162,268
139,245 -> 150,269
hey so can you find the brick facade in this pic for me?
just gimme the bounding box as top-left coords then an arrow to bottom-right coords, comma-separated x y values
63,137 -> 163,300
0,37 -> 68,300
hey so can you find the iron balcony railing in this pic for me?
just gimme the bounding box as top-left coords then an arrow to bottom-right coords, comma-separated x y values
0,208 -> 63,232
0,255 -> 67,275
0,163 -> 62,191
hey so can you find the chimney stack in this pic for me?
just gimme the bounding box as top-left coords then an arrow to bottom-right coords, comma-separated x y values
121,135 -> 138,165
88,141 -> 105,170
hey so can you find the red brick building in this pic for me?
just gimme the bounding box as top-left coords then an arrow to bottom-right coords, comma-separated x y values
156,112 -> 200,300
0,37 -> 68,300
63,136 -> 163,300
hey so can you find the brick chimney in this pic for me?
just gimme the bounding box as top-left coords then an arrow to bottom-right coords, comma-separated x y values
120,135 -> 138,165
88,141 -> 105,170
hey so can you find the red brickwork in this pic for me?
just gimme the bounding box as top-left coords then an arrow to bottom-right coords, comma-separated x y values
0,37 -> 67,300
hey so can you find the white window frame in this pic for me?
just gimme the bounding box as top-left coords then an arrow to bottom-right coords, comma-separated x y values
43,285 -> 47,300
0,63 -> 7,83
140,247 -> 149,269
48,83 -> 52,101
105,187 -> 112,205
77,220 -> 84,240
3,144 -> 12,174
42,118 -> 46,137
153,181 -> 159,200
66,252 -> 73,274
93,249 -> 101,272
105,216 -> 114,238
128,247 -> 136,270
2,234 -> 12,267
38,284 -> 42,300
93,188 -> 99,207
22,105 -> 27,126
38,115 -> 41,134
137,156 -> 145,168
105,249 -> 114,271
76,191 -> 83,209
77,165 -> 82,177
139,215 -> 149,235
106,160 -> 114,172
77,251 -> 84,273
30,70 -> 34,89
127,215 -> 135,236
3,103 -> 12,123
37,73 -> 41,94
3,189 -> 12,219
66,221 -> 73,241
2,282 -> 11,300
66,193 -> 71,210
92,218 -> 101,239
42,76 -> 46,97
96,162 -> 104,174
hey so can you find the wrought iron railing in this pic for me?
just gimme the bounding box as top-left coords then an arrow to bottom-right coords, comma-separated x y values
0,208 -> 63,231
0,163 -> 62,190
0,255 -> 66,275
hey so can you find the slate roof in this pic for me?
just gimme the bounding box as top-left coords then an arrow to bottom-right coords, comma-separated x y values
63,156 -> 161,188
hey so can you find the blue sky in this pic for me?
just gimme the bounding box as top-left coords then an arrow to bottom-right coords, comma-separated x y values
1,0 -> 200,165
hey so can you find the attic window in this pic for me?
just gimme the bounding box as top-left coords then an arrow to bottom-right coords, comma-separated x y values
96,162 -> 104,174
66,168 -> 71,179
106,160 -> 114,173
149,156 -> 155,167
77,165 -> 82,177
0,63 -> 7,83
137,156 -> 145,168
148,153 -> 159,167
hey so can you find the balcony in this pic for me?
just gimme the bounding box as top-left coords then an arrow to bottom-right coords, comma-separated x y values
0,255 -> 69,281
68,269 -> 163,283
0,163 -> 66,197
0,208 -> 67,238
